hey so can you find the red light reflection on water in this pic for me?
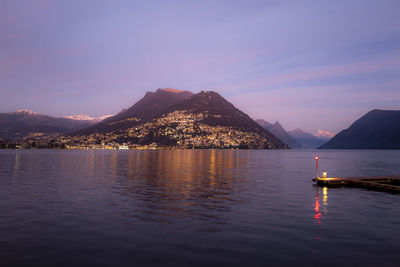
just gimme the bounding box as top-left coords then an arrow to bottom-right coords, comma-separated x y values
314,187 -> 328,224
313,187 -> 328,254
314,195 -> 322,223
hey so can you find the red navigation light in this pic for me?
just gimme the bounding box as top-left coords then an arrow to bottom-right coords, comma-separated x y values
315,156 -> 319,160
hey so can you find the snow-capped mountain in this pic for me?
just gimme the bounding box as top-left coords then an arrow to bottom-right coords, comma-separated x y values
62,114 -> 112,122
13,109 -> 38,115
315,129 -> 335,139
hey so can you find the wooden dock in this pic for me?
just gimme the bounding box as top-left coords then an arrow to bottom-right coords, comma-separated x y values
312,176 -> 400,193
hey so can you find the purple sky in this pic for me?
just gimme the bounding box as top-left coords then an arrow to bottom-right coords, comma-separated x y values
1,0 -> 400,135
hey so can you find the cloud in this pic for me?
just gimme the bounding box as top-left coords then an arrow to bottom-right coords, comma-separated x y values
223,50 -> 400,93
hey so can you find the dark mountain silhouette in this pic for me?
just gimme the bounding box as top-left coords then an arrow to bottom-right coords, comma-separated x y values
320,109 -> 400,149
163,91 -> 287,148
2,89 -> 288,149
256,119 -> 304,149
74,88 -> 193,135
288,129 -> 328,149
0,110 -> 92,140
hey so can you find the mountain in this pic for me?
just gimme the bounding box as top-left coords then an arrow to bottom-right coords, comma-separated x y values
75,88 -> 194,135
66,90 -> 288,149
320,109 -> 400,149
62,114 -> 112,122
288,129 -> 328,149
164,91 -> 286,145
315,129 -> 335,139
166,91 -> 273,136
0,110 -> 93,140
256,119 -> 304,149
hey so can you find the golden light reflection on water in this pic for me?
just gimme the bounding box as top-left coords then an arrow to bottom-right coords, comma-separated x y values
323,187 -> 328,205
13,152 -> 21,177
104,150 -> 251,222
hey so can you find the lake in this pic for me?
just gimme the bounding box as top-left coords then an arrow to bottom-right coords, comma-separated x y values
0,149 -> 399,266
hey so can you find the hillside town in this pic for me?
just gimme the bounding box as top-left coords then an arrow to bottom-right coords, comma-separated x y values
2,111 -> 279,150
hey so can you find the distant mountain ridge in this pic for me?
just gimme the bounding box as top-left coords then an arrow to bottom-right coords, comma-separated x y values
320,109 -> 400,149
288,129 -> 329,149
0,110 -> 93,140
256,119 -> 304,149
255,119 -> 330,149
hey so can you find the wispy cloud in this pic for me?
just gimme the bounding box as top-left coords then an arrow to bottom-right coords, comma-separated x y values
228,80 -> 400,133
1,1 -> 400,132
224,51 -> 400,93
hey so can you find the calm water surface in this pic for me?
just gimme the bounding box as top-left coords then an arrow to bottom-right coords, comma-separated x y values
0,149 -> 399,266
